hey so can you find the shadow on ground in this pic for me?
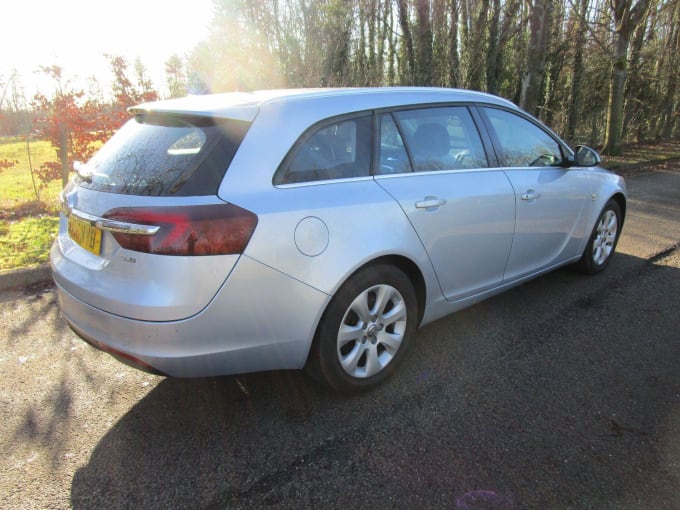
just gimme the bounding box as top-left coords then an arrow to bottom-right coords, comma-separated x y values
70,253 -> 680,509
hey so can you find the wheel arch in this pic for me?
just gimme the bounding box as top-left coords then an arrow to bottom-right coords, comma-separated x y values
307,253 -> 428,356
610,192 -> 627,229
368,255 -> 427,327
325,254 -> 428,327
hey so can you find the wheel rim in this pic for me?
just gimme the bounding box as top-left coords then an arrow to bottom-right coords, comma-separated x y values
592,209 -> 618,266
336,284 -> 407,378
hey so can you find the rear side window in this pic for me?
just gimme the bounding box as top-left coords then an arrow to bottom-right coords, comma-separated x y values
377,113 -> 412,175
274,115 -> 371,185
78,115 -> 250,196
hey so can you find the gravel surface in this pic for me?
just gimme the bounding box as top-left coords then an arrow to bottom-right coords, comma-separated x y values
1,168 -> 679,509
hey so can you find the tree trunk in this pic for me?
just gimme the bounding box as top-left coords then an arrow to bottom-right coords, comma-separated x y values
432,0 -> 448,86
387,0 -> 397,84
604,37 -> 628,155
485,0 -> 501,94
519,0 -> 551,115
543,0 -> 566,127
448,0 -> 460,87
489,0 -> 521,98
415,0 -> 434,85
622,15 -> 648,140
566,0 -> 589,142
467,0 -> 490,90
603,0 -> 651,155
459,0 -> 471,84
367,0 -> 378,85
661,2 -> 680,138
397,0 -> 416,84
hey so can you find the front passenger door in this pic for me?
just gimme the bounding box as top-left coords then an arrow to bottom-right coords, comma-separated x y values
480,107 -> 592,281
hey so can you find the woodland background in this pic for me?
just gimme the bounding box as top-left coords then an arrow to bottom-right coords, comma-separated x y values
190,0 -> 679,156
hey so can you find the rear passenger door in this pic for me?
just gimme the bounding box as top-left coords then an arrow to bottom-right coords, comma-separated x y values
375,106 -> 516,302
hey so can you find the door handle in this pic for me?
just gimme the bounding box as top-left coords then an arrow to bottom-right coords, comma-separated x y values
415,197 -> 447,210
521,190 -> 541,201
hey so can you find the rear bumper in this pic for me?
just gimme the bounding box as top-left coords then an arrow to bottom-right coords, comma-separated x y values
55,255 -> 330,377
51,220 -> 243,322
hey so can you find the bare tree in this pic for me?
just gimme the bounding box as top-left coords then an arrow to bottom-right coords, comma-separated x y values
602,0 -> 651,155
659,0 -> 680,138
165,54 -> 188,98
566,0 -> 590,142
519,0 -> 552,115
447,0 -> 461,87
396,0 -> 416,84
184,0 -> 677,149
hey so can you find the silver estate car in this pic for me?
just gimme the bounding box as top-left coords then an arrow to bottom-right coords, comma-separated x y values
51,88 -> 626,392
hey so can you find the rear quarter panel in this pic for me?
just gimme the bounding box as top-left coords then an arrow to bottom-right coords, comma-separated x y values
227,179 -> 440,302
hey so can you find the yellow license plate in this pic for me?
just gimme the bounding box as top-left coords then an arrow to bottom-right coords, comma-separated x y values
68,216 -> 102,256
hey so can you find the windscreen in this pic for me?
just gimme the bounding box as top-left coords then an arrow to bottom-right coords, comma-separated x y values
77,114 -> 250,196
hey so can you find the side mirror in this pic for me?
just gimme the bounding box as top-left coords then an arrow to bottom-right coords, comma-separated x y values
574,145 -> 601,167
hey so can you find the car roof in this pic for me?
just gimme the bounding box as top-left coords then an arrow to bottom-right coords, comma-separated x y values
129,87 -> 518,122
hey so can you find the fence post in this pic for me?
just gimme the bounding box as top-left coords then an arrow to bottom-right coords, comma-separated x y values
25,136 -> 40,201
58,121 -> 69,187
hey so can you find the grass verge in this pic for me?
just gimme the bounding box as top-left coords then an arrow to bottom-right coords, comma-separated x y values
0,137 -> 62,209
0,215 -> 59,270
1,137 -> 63,270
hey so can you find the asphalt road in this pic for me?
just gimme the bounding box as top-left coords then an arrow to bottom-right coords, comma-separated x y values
1,166 -> 679,509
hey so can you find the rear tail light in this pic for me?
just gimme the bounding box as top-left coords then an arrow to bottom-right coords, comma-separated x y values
102,203 -> 258,256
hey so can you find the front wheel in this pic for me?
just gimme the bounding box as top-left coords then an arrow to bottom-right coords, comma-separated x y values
575,199 -> 622,274
306,264 -> 417,393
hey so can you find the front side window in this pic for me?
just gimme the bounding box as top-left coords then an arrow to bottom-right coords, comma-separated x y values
483,108 -> 563,167
275,116 -> 371,184
393,107 -> 488,171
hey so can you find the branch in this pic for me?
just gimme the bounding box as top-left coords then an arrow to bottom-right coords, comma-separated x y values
566,0 -> 615,58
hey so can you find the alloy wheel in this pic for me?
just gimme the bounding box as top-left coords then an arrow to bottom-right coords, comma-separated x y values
592,209 -> 618,266
336,284 -> 407,378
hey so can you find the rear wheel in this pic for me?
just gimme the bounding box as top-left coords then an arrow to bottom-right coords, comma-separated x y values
306,264 -> 417,393
575,199 -> 622,274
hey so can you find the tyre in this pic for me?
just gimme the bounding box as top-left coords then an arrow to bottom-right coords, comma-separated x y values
575,199 -> 622,274
306,264 -> 417,393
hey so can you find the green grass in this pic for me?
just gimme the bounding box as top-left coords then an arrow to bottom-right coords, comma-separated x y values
0,215 -> 59,270
0,137 -> 63,270
0,137 -> 63,212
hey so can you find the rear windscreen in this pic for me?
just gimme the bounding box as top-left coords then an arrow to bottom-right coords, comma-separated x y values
77,114 -> 250,196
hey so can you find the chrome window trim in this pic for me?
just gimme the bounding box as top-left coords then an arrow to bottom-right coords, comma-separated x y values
274,175 -> 375,189
373,166 -> 501,179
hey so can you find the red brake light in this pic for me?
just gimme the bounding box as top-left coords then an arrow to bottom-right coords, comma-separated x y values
103,204 -> 258,256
